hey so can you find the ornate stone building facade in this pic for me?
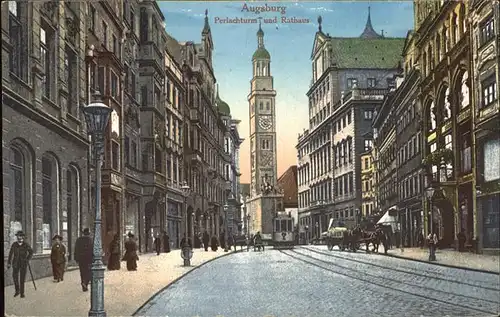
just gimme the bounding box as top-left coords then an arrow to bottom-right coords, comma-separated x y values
3,1 -> 91,283
296,11 -> 404,241
246,24 -> 284,236
470,0 -> 499,250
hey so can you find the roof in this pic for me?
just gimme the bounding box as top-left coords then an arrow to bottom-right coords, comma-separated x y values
277,166 -> 298,208
165,33 -> 182,64
252,48 -> 271,60
329,37 -> 405,68
216,87 -> 230,115
359,7 -> 383,39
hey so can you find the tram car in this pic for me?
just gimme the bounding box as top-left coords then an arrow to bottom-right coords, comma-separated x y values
272,212 -> 295,249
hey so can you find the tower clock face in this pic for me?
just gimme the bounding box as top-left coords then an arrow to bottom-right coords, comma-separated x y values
258,117 -> 272,130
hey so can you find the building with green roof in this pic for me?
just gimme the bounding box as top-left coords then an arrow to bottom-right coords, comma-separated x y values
297,7 -> 406,239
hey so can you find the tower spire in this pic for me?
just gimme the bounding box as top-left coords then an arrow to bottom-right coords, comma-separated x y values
318,15 -> 322,32
257,19 -> 264,48
359,6 -> 383,39
203,9 -> 210,33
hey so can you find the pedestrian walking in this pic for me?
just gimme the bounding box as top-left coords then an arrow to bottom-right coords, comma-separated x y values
7,230 -> 34,298
154,233 -> 161,255
50,234 -> 67,282
74,228 -> 93,292
122,232 -> 139,271
202,231 -> 210,251
162,231 -> 171,253
457,228 -> 466,252
107,233 -> 121,270
210,235 -> 218,251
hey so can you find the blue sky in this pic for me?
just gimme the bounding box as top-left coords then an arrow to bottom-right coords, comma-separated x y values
158,1 -> 414,183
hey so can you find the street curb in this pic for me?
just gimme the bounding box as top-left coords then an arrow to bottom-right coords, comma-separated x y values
384,252 -> 500,275
132,249 -> 241,316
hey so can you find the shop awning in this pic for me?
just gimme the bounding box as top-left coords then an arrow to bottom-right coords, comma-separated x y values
377,208 -> 397,225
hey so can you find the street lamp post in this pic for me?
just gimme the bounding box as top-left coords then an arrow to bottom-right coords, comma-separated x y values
246,214 -> 251,237
315,221 -> 319,243
426,186 -> 436,261
181,181 -> 191,237
82,93 -> 112,317
223,203 -> 229,252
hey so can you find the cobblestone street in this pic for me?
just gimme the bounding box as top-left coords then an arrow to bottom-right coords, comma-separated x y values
137,246 -> 500,317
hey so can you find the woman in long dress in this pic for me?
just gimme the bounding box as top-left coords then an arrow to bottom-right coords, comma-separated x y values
107,234 -> 121,270
122,232 -> 138,271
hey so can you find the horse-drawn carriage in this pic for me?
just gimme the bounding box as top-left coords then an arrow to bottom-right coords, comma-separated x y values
324,221 -> 388,253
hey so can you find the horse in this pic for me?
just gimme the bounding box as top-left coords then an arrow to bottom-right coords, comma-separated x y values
341,228 -> 362,252
367,228 -> 388,254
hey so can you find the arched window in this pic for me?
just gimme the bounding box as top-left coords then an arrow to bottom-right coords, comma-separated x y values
429,101 -> 436,131
42,153 -> 59,252
66,165 -> 80,260
9,145 -> 31,246
442,87 -> 451,121
422,52 -> 427,76
460,71 -> 470,109
436,34 -> 441,61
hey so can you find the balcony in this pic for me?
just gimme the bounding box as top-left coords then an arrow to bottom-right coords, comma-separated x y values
102,169 -> 122,190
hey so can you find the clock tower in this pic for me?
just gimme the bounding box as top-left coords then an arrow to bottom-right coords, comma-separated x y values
246,23 -> 283,236
248,22 -> 278,196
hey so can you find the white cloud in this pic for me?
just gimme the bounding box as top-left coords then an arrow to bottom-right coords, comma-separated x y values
309,7 -> 334,12
180,9 -> 192,13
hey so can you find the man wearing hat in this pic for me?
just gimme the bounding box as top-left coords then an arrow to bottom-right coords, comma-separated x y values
74,228 -> 93,292
7,230 -> 33,298
50,234 -> 67,282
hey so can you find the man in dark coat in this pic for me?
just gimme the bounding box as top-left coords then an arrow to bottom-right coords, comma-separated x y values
123,232 -> 139,271
7,230 -> 33,298
50,234 -> 67,282
162,231 -> 170,253
107,233 -> 121,270
75,228 -> 93,292
202,231 -> 210,251
154,233 -> 161,255
211,235 -> 219,251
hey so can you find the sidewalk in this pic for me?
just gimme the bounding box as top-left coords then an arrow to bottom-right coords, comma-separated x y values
5,248 -> 235,317
385,247 -> 500,274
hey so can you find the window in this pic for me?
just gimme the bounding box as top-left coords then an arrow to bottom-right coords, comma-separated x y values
9,2 -> 26,80
364,110 -> 373,120
130,11 -> 135,35
259,102 -> 263,110
110,72 -> 118,98
166,155 -> 172,179
155,147 -> 162,173
89,5 -> 96,32
367,78 -> 376,88
173,160 -> 178,182
124,136 -> 130,165
140,8 -> 148,43
347,111 -> 351,124
42,156 -> 55,251
112,142 -> 120,170
141,86 -> 148,106
10,146 -> 25,237
482,75 -> 497,108
266,102 -> 270,110
131,72 -> 136,99
364,139 -> 373,151
224,137 -> 230,153
364,158 -> 369,170
40,26 -> 54,99
102,21 -> 108,48
347,78 -> 358,89
112,34 -> 118,53
64,47 -> 76,114
131,141 -> 137,168
98,66 -> 105,95
480,17 -> 495,45
261,139 -> 270,150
